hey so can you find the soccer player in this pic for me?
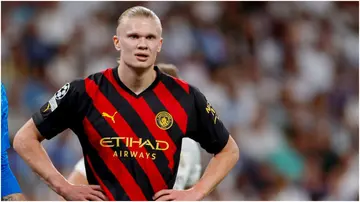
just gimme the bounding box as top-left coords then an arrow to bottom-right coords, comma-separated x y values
1,84 -> 26,201
67,64 -> 202,191
13,6 -> 239,201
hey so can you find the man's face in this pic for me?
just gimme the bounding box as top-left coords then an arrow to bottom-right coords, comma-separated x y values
113,16 -> 163,69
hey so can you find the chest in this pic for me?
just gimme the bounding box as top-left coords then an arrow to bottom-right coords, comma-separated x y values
84,90 -> 192,149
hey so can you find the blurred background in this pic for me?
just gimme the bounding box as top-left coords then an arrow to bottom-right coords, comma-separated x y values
1,1 -> 359,201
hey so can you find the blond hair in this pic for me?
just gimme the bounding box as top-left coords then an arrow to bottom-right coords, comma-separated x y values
157,63 -> 179,78
117,6 -> 162,34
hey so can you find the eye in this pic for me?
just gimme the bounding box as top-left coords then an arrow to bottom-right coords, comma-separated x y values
129,34 -> 139,39
146,35 -> 156,40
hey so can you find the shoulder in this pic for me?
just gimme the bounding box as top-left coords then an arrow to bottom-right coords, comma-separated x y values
54,79 -> 85,101
65,68 -> 113,95
86,68 -> 113,83
187,84 -> 208,106
159,73 -> 208,102
160,73 -> 191,95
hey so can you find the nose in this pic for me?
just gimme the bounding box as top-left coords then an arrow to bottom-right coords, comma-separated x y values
137,37 -> 148,50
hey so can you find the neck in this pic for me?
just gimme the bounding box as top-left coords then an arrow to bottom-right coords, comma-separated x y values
117,61 -> 156,95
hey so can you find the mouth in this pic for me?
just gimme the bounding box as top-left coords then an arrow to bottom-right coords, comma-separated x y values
135,53 -> 149,61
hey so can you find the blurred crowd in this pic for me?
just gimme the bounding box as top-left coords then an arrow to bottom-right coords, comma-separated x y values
1,1 -> 359,201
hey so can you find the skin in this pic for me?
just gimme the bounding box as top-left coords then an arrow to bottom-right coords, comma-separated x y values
2,193 -> 26,201
13,119 -> 107,201
153,137 -> 239,201
67,171 -> 89,186
14,13 -> 240,201
113,16 -> 163,95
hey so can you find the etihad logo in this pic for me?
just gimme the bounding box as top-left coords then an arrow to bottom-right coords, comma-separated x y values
102,111 -> 117,123
155,111 -> 173,130
100,137 -> 170,160
100,137 -> 169,150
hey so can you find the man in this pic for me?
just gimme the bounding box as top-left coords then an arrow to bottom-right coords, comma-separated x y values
13,6 -> 239,201
1,84 -> 26,201
67,64 -> 203,191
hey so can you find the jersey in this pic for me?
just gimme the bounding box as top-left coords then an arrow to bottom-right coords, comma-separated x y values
1,84 -> 22,197
32,66 -> 229,201
1,84 -> 10,153
74,137 -> 202,190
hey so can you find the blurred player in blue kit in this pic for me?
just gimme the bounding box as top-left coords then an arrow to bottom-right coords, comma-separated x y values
1,84 -> 25,201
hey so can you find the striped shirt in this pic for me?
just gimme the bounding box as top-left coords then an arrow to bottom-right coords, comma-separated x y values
33,66 -> 229,201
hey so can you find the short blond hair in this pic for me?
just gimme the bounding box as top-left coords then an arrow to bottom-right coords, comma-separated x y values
157,63 -> 179,78
117,6 -> 162,34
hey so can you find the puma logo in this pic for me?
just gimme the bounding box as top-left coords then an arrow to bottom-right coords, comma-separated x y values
102,111 -> 118,123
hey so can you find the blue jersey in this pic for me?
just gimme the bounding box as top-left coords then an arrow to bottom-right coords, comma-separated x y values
1,84 -> 10,153
1,84 -> 22,197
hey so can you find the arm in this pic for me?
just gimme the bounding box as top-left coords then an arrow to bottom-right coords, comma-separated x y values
154,87 -> 239,200
190,136 -> 239,199
1,151 -> 25,201
1,84 -> 26,201
187,87 -> 239,199
68,157 -> 89,185
13,82 -> 107,201
1,194 -> 25,201
13,118 -> 70,196
58,158 -> 88,200
154,137 -> 239,201
14,119 -> 106,201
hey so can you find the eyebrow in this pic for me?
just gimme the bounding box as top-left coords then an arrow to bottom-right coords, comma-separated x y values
126,33 -> 157,38
146,34 -> 157,38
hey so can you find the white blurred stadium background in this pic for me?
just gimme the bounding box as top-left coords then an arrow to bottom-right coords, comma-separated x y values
1,1 -> 358,201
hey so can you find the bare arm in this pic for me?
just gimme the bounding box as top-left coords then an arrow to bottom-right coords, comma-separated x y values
59,170 -> 89,201
190,136 -> 239,199
13,118 -> 70,195
154,136 -> 239,200
2,193 -> 26,201
13,118 -> 107,201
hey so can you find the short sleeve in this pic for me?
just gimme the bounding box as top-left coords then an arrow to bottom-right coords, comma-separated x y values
1,84 -> 10,152
187,87 -> 230,155
32,80 -> 84,140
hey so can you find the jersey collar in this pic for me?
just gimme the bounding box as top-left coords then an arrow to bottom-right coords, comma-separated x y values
112,65 -> 162,98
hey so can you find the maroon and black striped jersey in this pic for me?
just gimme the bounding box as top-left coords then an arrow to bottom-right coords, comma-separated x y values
32,66 -> 230,201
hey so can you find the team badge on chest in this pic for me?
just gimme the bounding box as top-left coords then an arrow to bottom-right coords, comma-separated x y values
155,111 -> 173,130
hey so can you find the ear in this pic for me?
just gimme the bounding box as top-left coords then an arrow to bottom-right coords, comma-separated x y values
113,35 -> 121,51
157,38 -> 163,53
